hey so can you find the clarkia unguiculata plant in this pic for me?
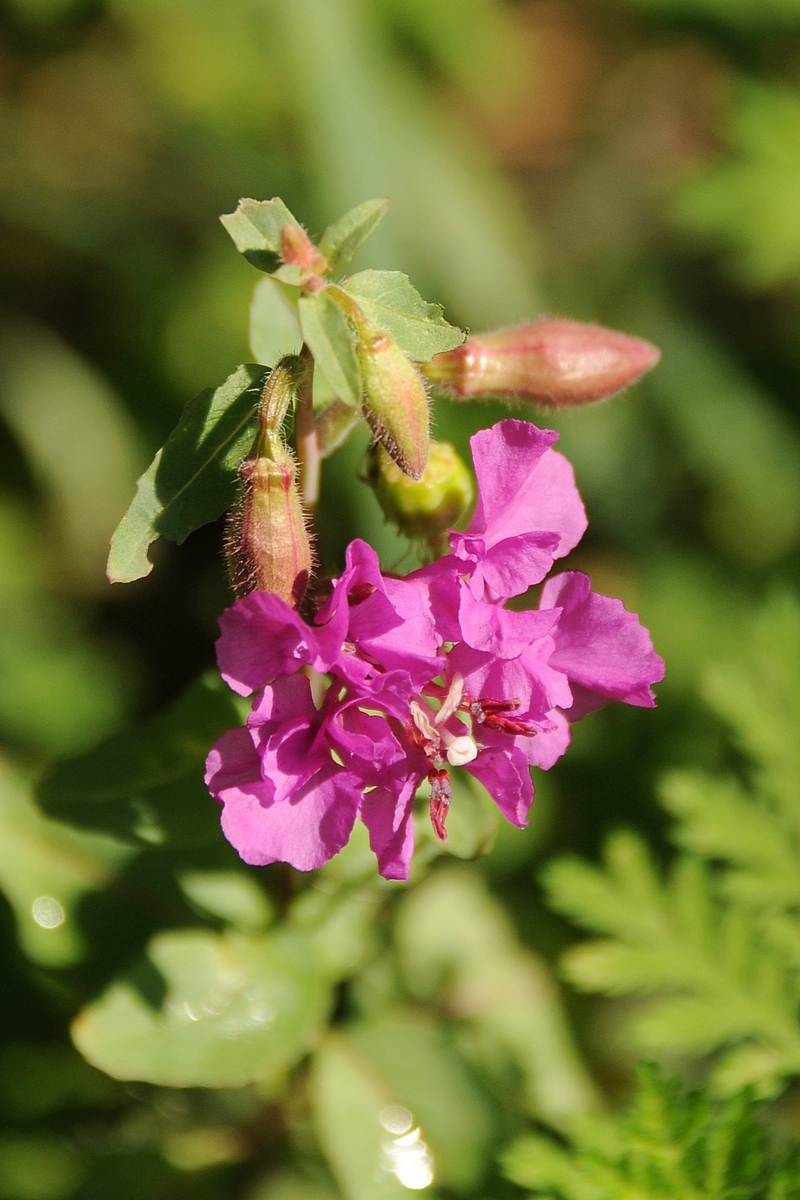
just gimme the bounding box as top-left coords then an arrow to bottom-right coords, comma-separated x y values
107,194 -> 663,879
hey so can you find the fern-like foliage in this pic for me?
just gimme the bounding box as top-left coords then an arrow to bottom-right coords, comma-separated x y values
542,594 -> 800,1094
502,1065 -> 800,1200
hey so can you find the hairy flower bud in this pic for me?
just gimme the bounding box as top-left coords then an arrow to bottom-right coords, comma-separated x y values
368,440 -> 474,541
356,319 -> 430,480
225,358 -> 313,607
423,318 -> 661,406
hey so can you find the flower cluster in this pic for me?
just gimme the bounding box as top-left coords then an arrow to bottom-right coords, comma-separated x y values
205,420 -> 664,880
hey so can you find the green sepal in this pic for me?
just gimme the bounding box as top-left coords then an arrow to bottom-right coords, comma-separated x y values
299,292 -> 361,406
36,673 -> 242,849
343,270 -> 465,361
318,198 -> 389,273
220,197 -> 302,272
107,364 -> 266,584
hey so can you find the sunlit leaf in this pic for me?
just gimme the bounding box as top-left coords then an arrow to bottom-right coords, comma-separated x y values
37,674 -> 240,849
319,198 -> 389,272
350,1010 -> 496,1191
342,270 -> 465,361
178,869 -> 274,932
107,364 -> 266,584
72,928 -> 331,1088
220,197 -> 302,272
249,276 -> 303,367
298,292 -> 361,406
312,1036 -> 432,1200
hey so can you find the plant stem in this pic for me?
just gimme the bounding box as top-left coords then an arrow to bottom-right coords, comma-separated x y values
296,345 -> 321,508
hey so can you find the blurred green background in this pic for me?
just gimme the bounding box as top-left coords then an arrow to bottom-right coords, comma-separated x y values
5,0 -> 800,1197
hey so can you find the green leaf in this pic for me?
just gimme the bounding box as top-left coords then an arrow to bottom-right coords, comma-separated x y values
349,1010 -> 496,1192
299,292 -> 361,406
342,271 -> 465,361
395,866 -> 599,1125
72,928 -> 332,1088
107,364 -> 266,584
249,276 -> 303,367
318,198 -> 389,272
0,755 -> 129,967
311,1036 -> 430,1200
178,869 -> 274,932
37,673 -> 241,849
220,197 -> 302,272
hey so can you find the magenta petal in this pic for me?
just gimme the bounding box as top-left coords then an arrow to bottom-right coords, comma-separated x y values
359,779 -> 417,880
540,572 -> 665,719
205,726 -> 272,802
467,420 -> 587,556
220,765 -> 361,870
514,709 -> 572,769
465,744 -> 534,827
458,585 -> 560,658
217,592 -> 323,696
470,532 -> 562,599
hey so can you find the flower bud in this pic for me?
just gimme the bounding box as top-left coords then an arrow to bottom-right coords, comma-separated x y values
356,319 -> 430,480
280,224 -> 327,276
225,359 -> 313,607
423,318 -> 661,406
368,440 -> 474,541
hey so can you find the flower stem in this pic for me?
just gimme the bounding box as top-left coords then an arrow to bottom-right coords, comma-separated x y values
296,345 -> 321,509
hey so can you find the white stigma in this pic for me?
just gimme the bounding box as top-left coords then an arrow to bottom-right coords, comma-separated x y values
445,735 -> 478,767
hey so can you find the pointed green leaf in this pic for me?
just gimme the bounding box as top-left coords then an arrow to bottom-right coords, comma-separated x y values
343,271 -> 465,361
72,928 -> 332,1088
220,197 -> 302,271
107,364 -> 266,584
36,674 -> 241,848
250,276 -> 303,367
319,198 -> 389,272
299,292 -> 361,406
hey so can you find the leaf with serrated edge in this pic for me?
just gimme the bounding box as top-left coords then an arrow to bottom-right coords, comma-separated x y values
107,364 -> 266,584
250,277 -> 303,367
319,198 -> 389,272
343,270 -> 465,361
220,198 -> 301,271
299,293 -> 361,406
36,674 -> 241,848
72,928 -> 331,1088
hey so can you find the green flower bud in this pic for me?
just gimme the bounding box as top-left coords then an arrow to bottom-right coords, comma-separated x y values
356,319 -> 430,480
369,440 -> 474,541
225,358 -> 313,606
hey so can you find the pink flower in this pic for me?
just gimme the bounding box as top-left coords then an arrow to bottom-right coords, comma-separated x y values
206,419 -> 664,880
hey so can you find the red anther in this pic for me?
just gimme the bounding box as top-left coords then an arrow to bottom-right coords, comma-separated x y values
347,582 -> 377,607
471,697 -> 538,738
429,768 -> 451,841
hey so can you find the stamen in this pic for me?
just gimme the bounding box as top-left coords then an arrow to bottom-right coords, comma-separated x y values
435,673 -> 464,726
409,699 -> 438,744
471,697 -> 539,737
429,769 -> 451,840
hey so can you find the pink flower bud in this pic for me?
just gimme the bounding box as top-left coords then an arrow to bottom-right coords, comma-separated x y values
225,358 -> 313,607
423,318 -> 661,406
356,321 -> 430,480
280,224 -> 327,276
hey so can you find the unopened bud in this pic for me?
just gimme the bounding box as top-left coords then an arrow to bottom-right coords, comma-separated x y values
280,224 -> 327,276
368,440 -> 474,541
225,359 -> 313,607
356,320 -> 430,480
423,318 -> 661,406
